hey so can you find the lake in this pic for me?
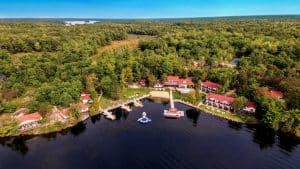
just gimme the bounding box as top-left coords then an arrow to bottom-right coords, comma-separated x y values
0,99 -> 299,169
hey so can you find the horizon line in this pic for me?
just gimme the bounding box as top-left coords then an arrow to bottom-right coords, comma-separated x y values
0,14 -> 300,20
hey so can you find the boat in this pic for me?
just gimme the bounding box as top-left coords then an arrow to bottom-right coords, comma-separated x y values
137,112 -> 151,124
164,109 -> 184,119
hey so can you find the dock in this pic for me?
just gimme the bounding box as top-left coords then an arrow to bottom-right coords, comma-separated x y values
164,89 -> 184,118
103,111 -> 116,120
120,105 -> 132,112
97,95 -> 149,116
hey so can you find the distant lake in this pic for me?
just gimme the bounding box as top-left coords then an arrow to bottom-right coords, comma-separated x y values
0,99 -> 299,169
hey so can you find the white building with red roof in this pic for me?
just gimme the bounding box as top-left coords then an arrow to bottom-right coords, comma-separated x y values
205,93 -> 257,113
178,78 -> 194,88
243,102 -> 257,113
205,93 -> 235,110
80,92 -> 93,104
164,76 -> 180,87
201,81 -> 221,93
16,112 -> 43,130
81,104 -> 89,113
164,76 -> 194,88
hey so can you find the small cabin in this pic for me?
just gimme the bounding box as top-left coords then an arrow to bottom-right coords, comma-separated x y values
243,102 -> 257,113
80,94 -> 93,104
81,104 -> 89,113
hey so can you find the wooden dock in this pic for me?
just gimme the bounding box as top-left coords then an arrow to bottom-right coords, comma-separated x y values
98,95 -> 149,114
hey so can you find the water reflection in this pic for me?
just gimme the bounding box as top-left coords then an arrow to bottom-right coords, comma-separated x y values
248,124 -> 276,149
0,137 -> 29,155
277,133 -> 300,152
185,108 -> 201,127
70,122 -> 87,136
113,108 -> 129,120
91,114 -> 101,124
228,121 -> 243,131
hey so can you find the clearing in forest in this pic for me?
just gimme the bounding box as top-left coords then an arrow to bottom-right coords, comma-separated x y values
97,34 -> 154,53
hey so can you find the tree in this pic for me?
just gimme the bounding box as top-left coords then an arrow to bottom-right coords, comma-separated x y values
86,73 -> 98,93
280,77 -> 300,109
120,67 -> 133,86
100,76 -> 113,96
147,73 -> 156,87
232,96 -> 248,113
71,108 -> 81,120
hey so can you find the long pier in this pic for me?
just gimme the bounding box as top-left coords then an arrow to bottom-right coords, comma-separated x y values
98,94 -> 150,114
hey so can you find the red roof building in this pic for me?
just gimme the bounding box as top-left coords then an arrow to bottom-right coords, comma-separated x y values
80,95 -> 92,104
16,112 -> 43,128
243,102 -> 257,113
165,76 -> 180,86
201,81 -> 221,93
206,93 -> 235,104
269,90 -> 284,99
205,93 -> 235,110
81,104 -> 89,113
178,78 -> 194,88
165,76 -> 194,88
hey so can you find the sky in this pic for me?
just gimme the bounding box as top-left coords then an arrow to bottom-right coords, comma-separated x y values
0,0 -> 299,18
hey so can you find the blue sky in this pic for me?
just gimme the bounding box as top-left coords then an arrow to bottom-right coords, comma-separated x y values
0,0 -> 299,18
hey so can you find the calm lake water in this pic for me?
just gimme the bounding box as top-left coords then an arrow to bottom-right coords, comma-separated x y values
0,99 -> 300,169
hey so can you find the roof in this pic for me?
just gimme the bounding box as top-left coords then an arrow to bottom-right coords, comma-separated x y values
16,112 -> 42,123
81,104 -> 89,110
202,81 -> 221,89
167,76 -> 180,81
246,102 -> 257,109
179,78 -> 194,86
206,93 -> 235,104
81,95 -> 92,101
269,90 -> 283,98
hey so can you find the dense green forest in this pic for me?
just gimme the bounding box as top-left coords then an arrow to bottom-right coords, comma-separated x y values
0,19 -> 299,136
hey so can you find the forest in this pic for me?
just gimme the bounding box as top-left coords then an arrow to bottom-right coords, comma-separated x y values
0,18 -> 299,136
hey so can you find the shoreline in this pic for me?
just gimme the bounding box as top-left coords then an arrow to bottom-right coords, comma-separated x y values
1,91 -> 298,138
